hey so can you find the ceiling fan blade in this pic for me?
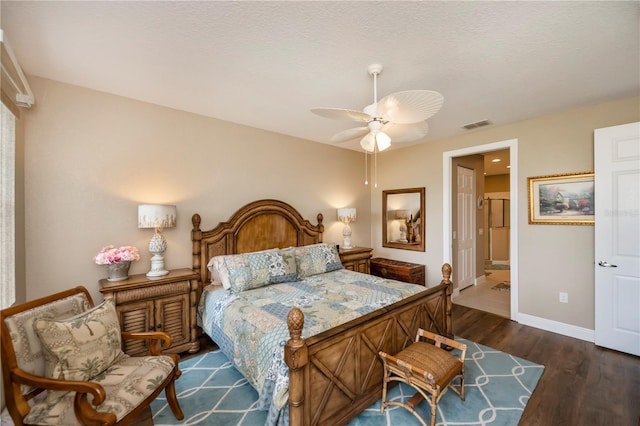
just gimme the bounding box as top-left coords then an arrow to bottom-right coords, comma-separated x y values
377,90 -> 444,124
330,126 -> 370,143
382,121 -> 429,143
311,107 -> 371,122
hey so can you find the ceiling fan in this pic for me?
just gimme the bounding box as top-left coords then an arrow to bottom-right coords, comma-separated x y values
311,63 -> 444,152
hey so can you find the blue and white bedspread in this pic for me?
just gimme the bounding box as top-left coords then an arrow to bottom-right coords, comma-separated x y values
197,268 -> 426,425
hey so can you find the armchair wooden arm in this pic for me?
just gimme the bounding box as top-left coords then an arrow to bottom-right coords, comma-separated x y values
12,368 -> 107,403
11,367 -> 117,425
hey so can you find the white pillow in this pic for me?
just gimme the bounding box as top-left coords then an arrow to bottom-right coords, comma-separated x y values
207,256 -> 227,288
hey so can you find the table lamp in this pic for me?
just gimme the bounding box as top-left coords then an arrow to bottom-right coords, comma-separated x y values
337,208 -> 357,249
138,204 -> 177,277
395,209 -> 411,243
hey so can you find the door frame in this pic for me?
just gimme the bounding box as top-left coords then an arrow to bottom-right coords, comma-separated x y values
443,139 -> 519,321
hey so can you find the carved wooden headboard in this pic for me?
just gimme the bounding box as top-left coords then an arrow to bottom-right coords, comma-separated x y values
191,199 -> 324,289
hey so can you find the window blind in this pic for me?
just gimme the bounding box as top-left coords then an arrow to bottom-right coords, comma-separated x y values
0,102 -> 16,309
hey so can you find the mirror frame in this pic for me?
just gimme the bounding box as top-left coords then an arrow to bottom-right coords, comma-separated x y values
382,187 -> 426,252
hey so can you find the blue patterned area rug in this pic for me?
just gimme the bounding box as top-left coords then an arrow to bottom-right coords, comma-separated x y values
151,338 -> 544,426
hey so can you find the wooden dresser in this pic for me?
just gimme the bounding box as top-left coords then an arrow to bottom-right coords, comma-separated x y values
370,257 -> 426,286
99,268 -> 200,355
339,246 -> 373,274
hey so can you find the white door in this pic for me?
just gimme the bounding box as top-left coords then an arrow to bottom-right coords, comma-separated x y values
594,122 -> 640,356
456,166 -> 475,290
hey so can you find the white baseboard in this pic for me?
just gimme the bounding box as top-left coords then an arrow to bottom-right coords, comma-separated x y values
474,275 -> 487,286
517,313 -> 595,343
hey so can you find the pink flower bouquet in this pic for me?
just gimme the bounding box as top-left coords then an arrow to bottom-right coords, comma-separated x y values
94,245 -> 140,265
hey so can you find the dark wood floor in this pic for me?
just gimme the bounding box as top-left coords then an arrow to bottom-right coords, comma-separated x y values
452,304 -> 640,426
141,304 -> 640,425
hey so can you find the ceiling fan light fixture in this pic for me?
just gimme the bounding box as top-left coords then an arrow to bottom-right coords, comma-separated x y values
359,130 -> 391,152
360,133 -> 376,152
376,132 -> 391,151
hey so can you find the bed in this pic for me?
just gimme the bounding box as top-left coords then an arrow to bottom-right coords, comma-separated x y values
191,199 -> 453,426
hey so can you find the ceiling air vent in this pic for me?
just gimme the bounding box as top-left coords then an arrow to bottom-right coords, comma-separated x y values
462,119 -> 491,130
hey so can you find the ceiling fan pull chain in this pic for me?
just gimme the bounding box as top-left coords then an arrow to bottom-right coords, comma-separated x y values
374,147 -> 378,188
364,151 -> 369,185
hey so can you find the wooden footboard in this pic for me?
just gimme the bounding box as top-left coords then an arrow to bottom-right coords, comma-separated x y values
285,263 -> 453,426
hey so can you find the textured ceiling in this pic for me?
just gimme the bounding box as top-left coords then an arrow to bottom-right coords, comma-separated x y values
2,1 -> 639,153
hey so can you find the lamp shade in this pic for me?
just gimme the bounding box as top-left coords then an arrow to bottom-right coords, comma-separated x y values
337,208 -> 356,224
138,204 -> 177,229
394,209 -> 411,220
360,133 -> 375,152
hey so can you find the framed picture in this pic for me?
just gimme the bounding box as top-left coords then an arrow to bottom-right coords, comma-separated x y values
528,172 -> 594,225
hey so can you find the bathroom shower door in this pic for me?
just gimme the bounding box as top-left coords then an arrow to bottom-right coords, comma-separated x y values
484,197 -> 510,263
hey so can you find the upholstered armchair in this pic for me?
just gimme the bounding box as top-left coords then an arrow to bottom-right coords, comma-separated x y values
1,286 -> 184,425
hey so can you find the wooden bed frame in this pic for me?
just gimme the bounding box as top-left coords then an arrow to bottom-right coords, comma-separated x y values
191,199 -> 453,426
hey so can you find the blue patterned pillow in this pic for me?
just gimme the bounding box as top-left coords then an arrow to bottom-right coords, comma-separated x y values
294,243 -> 343,278
211,249 -> 297,293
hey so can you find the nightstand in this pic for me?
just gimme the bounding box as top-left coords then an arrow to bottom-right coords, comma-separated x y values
339,247 -> 373,274
370,258 -> 426,286
99,268 -> 200,355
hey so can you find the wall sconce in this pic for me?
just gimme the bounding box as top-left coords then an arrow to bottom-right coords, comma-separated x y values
138,204 -> 177,277
337,208 -> 357,250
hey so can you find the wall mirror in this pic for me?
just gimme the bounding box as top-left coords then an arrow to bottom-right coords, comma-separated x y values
382,187 -> 425,251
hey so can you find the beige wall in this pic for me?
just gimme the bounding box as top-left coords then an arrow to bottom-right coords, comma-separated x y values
372,95 -> 639,330
16,78 -> 640,335
485,174 -> 509,193
22,77 -> 371,303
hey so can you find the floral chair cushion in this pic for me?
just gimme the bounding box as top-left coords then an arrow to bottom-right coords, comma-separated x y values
33,298 -> 124,401
23,354 -> 176,425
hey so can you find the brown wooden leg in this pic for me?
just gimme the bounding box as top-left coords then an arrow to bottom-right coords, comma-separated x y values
165,380 -> 184,420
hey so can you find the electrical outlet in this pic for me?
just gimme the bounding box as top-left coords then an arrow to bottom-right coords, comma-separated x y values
559,292 -> 569,303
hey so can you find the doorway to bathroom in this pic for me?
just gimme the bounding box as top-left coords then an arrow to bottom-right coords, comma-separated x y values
456,153 -> 510,317
443,140 -> 517,320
